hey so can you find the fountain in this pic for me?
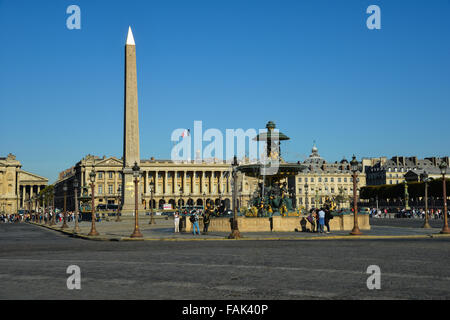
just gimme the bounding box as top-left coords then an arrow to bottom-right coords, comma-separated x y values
237,121 -> 305,216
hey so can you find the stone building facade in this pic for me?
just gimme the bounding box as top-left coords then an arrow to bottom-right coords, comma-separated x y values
288,145 -> 366,209
54,154 -> 260,212
0,153 -> 48,214
365,156 -> 449,185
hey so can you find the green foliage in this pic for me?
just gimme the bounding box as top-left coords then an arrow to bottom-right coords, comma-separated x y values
38,185 -> 54,204
360,179 -> 449,199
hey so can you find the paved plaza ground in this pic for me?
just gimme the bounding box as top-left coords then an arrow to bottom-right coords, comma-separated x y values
23,214 -> 450,241
0,218 -> 449,300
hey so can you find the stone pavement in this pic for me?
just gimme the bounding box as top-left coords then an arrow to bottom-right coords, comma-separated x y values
27,215 -> 450,241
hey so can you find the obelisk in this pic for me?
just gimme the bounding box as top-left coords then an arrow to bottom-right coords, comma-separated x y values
121,26 -> 143,215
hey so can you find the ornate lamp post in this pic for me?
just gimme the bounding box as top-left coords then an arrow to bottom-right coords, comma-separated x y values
50,188 -> 56,226
304,182 -> 309,212
203,192 -> 206,210
421,172 -> 431,229
61,182 -> 69,229
30,196 -> 35,222
44,194 -> 48,225
116,186 -> 122,222
239,186 -> 243,212
350,155 -> 362,235
73,178 -> 81,233
228,156 -> 241,239
178,185 -> 182,212
314,190 -> 319,209
149,181 -> 155,224
130,162 -> 143,238
88,168 -> 99,236
403,180 -> 410,210
40,194 -> 45,224
439,161 -> 449,234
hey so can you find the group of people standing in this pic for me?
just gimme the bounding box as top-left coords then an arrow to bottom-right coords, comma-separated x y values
306,208 -> 333,234
173,208 -> 212,235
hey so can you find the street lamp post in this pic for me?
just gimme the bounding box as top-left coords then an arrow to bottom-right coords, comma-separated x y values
439,161 -> 449,234
350,155 -> 362,235
61,183 -> 69,229
130,162 -> 143,238
203,192 -> 206,210
403,180 -> 410,210
40,194 -> 45,224
228,156 -> 241,239
178,185 -> 182,212
116,186 -> 122,222
28,195 -> 32,222
44,195 -> 48,225
149,181 -> 155,224
73,178 -> 81,233
304,182 -> 309,212
239,187 -> 243,212
421,172 -> 431,229
88,168 -> 99,236
50,188 -> 56,226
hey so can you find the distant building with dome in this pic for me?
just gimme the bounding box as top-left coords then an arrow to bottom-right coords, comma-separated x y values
288,144 -> 366,210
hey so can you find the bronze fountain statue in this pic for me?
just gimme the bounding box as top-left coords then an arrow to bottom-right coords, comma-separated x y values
237,121 -> 305,217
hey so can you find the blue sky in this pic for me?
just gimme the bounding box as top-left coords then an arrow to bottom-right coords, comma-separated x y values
1,0 -> 449,183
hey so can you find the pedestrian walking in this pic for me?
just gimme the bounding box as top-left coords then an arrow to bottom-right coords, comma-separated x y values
174,211 -> 180,233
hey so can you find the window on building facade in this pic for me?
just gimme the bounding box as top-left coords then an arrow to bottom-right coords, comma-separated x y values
108,185 -> 113,194
98,172 -> 103,179
344,178 -> 347,182
324,178 -> 328,182
119,172 -> 123,179
338,178 -> 341,182
311,178 -> 314,182
109,172 -> 113,179
331,188 -> 335,193
318,177 -> 322,182
298,177 -> 302,182
98,185 -> 103,194
304,177 -> 307,182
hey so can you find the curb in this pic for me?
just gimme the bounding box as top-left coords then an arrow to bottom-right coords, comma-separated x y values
27,222 -> 450,242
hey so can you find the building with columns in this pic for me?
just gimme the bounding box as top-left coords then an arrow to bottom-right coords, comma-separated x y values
0,153 -> 48,214
54,154 -> 260,212
288,145 -> 366,209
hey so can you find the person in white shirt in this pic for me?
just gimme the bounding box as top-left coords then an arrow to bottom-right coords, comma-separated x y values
174,211 -> 180,233
318,209 -> 326,233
